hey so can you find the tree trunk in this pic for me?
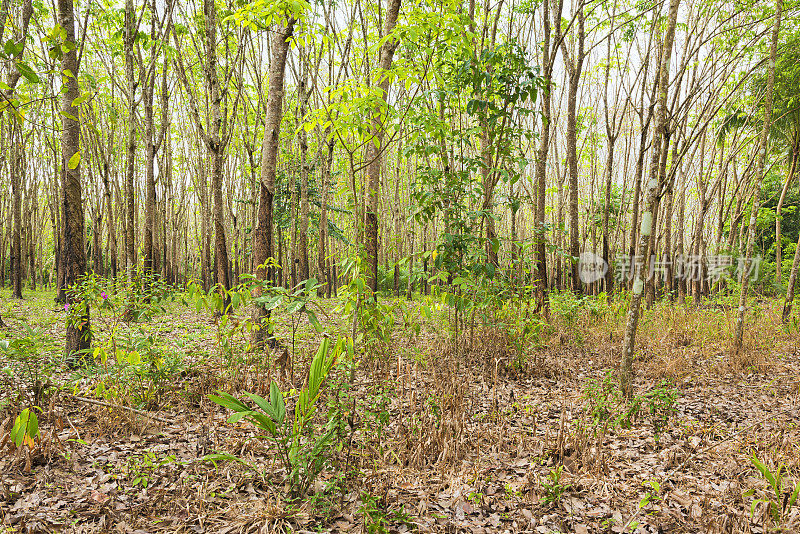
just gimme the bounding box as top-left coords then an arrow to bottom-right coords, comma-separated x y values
734,0 -> 782,354
364,0 -> 402,296
318,136 -> 334,297
775,146 -> 798,286
11,120 -> 22,299
59,0 -> 91,360
620,0 -> 680,396
782,231 -> 800,322
297,68 -> 310,284
562,2 -> 585,292
252,18 -> 294,348
124,0 -> 137,283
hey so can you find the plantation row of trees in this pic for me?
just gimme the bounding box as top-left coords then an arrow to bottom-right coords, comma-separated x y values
0,0 -> 799,367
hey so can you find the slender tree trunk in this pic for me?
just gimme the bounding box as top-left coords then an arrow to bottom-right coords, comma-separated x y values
318,136 -> 333,297
734,0 -> 782,354
620,0 -> 680,396
11,121 -> 22,299
782,231 -> 800,322
562,2 -> 585,292
124,0 -> 137,282
775,146 -> 798,286
297,68 -> 310,284
364,0 -> 402,295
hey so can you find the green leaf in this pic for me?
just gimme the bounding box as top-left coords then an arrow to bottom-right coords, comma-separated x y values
10,409 -> 39,447
269,381 -> 285,425
285,300 -> 303,315
68,151 -> 81,169
16,61 -> 40,83
72,92 -> 92,107
306,310 -> 322,333
202,452 -> 246,467
208,391 -> 250,412
245,392 -> 276,419
789,481 -> 800,508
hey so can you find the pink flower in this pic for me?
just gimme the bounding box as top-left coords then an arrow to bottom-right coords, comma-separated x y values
101,292 -> 108,300
64,304 -> 69,311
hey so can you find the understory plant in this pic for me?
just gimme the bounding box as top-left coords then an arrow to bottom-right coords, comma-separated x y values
583,372 -> 678,441
746,453 -> 800,528
206,336 -> 351,498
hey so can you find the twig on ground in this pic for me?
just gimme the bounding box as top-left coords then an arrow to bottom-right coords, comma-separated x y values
72,395 -> 171,424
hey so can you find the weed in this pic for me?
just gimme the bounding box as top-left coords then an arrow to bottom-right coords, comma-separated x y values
126,450 -> 177,488
745,453 -> 800,528
0,326 -> 55,408
206,336 -> 352,498
540,465 -> 571,506
359,492 -> 416,534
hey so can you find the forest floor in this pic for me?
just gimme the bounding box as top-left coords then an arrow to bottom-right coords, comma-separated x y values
1,288 -> 799,534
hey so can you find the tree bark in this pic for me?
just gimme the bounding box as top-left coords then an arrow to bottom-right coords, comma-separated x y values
774,146 -> 798,286
59,0 -> 91,360
561,0 -> 586,292
124,0 -> 137,283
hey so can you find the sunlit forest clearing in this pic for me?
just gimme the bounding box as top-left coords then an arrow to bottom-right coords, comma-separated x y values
2,0 -> 800,531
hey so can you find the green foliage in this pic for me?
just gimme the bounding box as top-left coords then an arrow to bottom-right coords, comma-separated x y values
359,492 -> 415,534
126,450 -> 177,489
206,337 -> 351,498
582,373 -> 678,441
10,407 -> 40,449
746,453 -> 800,526
251,275 -> 325,335
583,370 -> 623,430
337,256 -> 398,353
540,465 -> 571,506
0,325 -> 55,408
89,333 -> 184,410
187,280 -> 255,357
224,0 -> 311,31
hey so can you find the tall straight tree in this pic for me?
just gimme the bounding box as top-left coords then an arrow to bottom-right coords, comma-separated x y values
174,0 -> 242,302
560,0 -> 586,292
252,17 -> 295,348
123,0 -> 139,283
59,0 -> 91,359
142,0 -> 173,281
620,0 -> 680,396
533,0 -> 563,314
3,0 -> 33,299
364,0 -> 402,295
734,0 -> 782,352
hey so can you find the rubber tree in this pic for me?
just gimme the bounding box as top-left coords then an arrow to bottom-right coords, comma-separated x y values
620,0 -> 680,397
59,0 -> 91,359
2,0 -> 33,300
364,0 -> 402,295
252,16 -> 296,348
141,0 -> 173,281
173,0 -> 243,304
560,0 -> 586,292
733,0 -> 782,353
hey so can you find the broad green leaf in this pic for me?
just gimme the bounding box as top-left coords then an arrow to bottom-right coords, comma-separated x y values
16,61 -> 39,83
209,391 -> 250,412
